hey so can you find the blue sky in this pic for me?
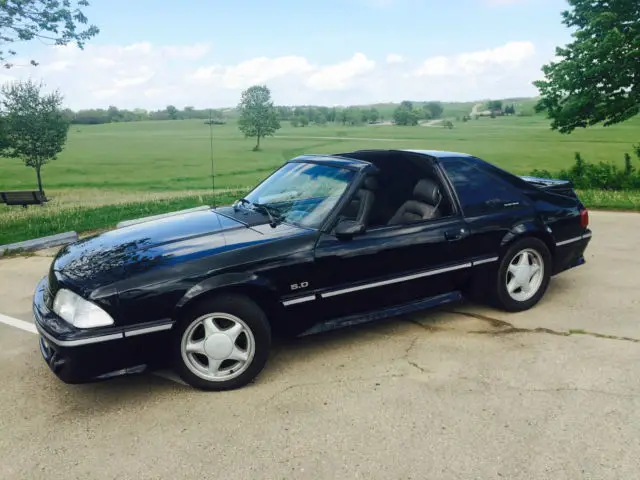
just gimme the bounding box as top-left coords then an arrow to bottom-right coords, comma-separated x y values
3,0 -> 574,110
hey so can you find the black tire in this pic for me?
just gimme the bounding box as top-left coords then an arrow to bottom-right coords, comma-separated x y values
171,294 -> 272,391
490,237 -> 552,312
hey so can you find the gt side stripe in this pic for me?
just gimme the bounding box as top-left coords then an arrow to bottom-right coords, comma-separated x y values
282,257 -> 500,305
36,323 -> 124,347
282,295 -> 316,306
36,320 -> 175,347
124,322 -> 174,337
556,232 -> 592,246
472,256 -> 499,266
320,262 -> 473,299
556,236 -> 582,246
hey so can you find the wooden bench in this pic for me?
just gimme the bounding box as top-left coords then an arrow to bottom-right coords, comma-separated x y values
0,190 -> 49,208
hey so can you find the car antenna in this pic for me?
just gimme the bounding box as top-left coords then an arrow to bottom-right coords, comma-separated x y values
209,108 -> 217,209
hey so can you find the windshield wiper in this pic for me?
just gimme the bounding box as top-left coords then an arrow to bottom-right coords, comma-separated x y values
235,197 -> 281,227
253,202 -> 281,228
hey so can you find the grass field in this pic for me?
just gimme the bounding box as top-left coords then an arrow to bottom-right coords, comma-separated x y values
1,112 -> 639,245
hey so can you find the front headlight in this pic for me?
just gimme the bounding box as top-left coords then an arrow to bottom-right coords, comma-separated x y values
52,289 -> 115,329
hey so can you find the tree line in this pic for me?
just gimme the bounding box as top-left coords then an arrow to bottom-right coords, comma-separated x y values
65,106 -> 228,125
63,100 -> 449,129
64,104 -> 389,126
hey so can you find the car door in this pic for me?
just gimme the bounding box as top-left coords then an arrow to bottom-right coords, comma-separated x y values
311,214 -> 474,321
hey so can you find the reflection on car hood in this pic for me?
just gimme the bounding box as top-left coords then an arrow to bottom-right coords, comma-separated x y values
51,206 -> 305,293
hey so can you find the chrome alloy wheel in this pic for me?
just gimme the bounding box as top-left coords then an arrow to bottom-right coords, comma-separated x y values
505,248 -> 544,302
180,313 -> 255,382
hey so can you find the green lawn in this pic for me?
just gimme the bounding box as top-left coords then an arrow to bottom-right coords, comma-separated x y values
1,114 -> 639,245
1,114 -> 638,192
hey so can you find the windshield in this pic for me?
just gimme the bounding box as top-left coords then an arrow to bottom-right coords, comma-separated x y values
241,161 -> 356,229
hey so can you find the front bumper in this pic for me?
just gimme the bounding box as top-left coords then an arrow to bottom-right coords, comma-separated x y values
33,276 -> 172,383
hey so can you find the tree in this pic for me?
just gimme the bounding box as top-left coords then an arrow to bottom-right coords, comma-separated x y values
1,79 -> 70,193
344,106 -> 363,125
0,0 -> 99,68
400,100 -> 413,110
338,108 -> 348,125
328,107 -> 337,123
107,105 -> 121,122
183,106 -> 195,119
424,101 -> 443,119
534,0 -> 640,133
166,105 -> 178,120
393,105 -> 419,126
369,108 -> 380,123
486,100 -> 503,111
238,85 -> 281,151
0,117 -> 9,152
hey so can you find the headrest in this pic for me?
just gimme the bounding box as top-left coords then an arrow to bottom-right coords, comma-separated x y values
413,179 -> 441,205
362,176 -> 378,190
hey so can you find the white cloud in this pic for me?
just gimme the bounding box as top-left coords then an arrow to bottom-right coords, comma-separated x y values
161,43 -> 210,60
306,53 -> 375,91
42,60 -> 71,72
386,53 -> 404,64
0,40 -> 546,109
414,41 -> 535,76
190,56 -> 314,90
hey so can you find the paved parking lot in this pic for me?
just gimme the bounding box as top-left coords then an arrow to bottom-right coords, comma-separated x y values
1,211 -> 639,480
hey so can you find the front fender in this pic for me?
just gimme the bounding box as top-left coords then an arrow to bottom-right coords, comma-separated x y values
175,272 -> 279,310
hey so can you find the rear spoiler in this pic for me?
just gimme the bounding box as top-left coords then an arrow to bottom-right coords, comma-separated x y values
519,176 -> 578,198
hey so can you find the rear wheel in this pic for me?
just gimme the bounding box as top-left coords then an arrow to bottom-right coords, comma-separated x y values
172,294 -> 271,391
491,237 -> 551,312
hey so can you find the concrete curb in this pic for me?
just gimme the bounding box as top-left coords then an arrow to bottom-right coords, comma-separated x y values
116,205 -> 211,228
0,231 -> 79,257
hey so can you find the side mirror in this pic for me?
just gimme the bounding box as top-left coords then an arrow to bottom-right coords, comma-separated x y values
334,219 -> 365,239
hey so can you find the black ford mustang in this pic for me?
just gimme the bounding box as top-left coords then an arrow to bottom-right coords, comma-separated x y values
33,149 -> 592,391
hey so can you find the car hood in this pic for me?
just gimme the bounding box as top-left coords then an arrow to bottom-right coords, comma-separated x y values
51,206 -> 307,294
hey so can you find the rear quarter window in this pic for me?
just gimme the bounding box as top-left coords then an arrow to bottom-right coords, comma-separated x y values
441,158 -> 529,217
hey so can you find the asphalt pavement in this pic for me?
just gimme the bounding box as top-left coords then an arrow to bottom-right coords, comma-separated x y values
0,211 -> 638,480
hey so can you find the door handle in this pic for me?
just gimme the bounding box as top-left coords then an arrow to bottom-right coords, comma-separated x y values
445,227 -> 468,241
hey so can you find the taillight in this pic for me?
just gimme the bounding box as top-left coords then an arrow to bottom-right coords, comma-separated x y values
580,208 -> 589,229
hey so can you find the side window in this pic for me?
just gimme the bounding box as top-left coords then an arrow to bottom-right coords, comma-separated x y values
441,159 -> 528,217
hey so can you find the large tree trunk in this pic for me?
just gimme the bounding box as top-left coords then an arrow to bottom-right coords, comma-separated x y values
36,165 -> 44,195
254,135 -> 261,151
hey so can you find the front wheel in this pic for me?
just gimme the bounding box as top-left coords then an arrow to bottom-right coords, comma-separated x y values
491,237 -> 552,312
171,294 -> 271,391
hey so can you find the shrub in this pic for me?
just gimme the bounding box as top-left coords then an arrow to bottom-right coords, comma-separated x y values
530,169 -> 553,178
624,153 -> 635,176
529,150 -> 640,190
